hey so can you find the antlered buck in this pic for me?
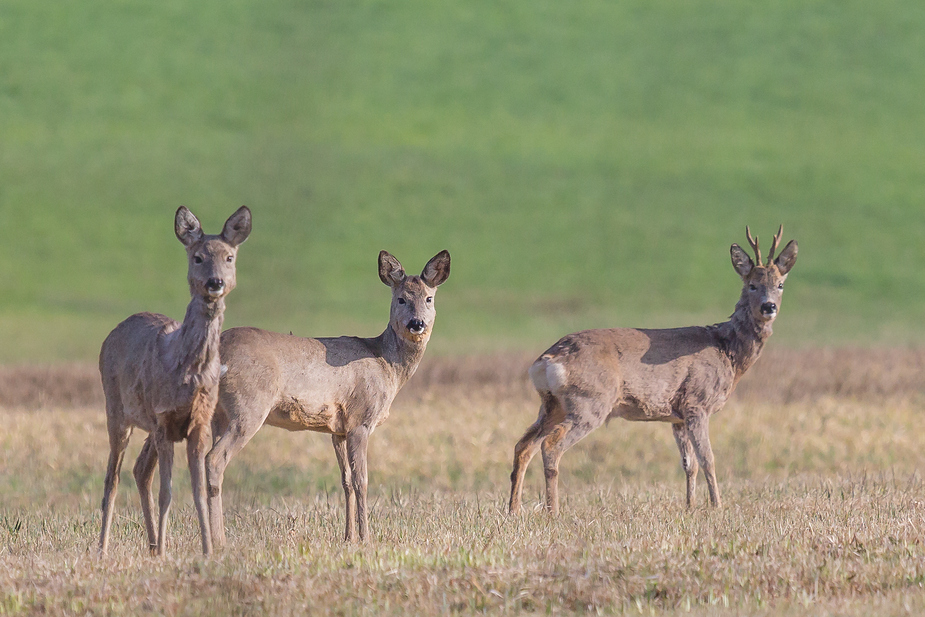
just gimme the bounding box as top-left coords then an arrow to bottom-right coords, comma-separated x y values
99,206 -> 252,556
509,227 -> 798,514
205,250 -> 450,546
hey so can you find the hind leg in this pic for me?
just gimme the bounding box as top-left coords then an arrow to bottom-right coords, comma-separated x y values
672,423 -> 700,508
133,435 -> 158,553
509,394 -> 563,514
99,407 -> 132,555
540,396 -> 609,516
153,428 -> 174,556
206,397 -> 272,550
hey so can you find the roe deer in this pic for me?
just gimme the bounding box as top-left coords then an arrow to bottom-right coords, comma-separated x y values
205,250 -> 451,546
99,206 -> 252,556
509,226 -> 798,515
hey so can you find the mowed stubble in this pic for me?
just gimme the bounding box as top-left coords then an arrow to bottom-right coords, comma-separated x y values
2,351 -> 925,615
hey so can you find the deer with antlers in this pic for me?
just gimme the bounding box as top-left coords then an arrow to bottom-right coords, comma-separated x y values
509,226 -> 798,514
98,206 -> 252,556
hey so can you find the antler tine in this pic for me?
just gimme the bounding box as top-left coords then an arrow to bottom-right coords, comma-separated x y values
745,225 -> 762,265
766,224 -> 783,264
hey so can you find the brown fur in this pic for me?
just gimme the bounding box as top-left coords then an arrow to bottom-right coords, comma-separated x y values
509,227 -> 798,515
206,250 -> 451,547
97,206 -> 251,556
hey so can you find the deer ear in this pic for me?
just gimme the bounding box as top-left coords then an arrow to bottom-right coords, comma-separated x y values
774,240 -> 798,275
378,251 -> 405,287
175,206 -> 203,247
421,250 -> 450,287
221,206 -> 252,247
730,244 -> 754,278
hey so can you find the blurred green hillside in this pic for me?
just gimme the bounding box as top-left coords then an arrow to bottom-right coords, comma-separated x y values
1,0 -> 924,362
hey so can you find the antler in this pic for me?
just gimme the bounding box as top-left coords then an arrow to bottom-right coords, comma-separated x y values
766,225 -> 783,264
745,226 -> 762,265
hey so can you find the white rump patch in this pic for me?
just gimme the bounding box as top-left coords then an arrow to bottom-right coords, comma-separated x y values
529,358 -> 568,393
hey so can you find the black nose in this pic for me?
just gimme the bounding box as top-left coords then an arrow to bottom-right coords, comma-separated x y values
206,278 -> 224,292
760,302 -> 777,315
407,319 -> 426,334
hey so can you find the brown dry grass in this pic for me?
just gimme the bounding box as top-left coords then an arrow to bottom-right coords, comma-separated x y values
2,348 -> 925,615
4,346 -> 925,411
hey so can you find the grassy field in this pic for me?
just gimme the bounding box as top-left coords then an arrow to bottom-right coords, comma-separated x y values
2,0 -> 925,362
3,1 -> 925,614
2,353 -> 925,615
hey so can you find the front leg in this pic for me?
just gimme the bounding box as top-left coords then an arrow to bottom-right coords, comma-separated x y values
346,426 -> 371,542
332,434 -> 357,542
686,414 -> 722,508
187,422 -> 214,556
671,423 -> 699,509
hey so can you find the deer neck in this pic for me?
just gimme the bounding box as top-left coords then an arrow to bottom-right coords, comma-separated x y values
168,295 -> 225,390
375,324 -> 428,389
719,293 -> 774,378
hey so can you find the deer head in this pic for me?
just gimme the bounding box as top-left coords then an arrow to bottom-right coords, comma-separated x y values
378,250 -> 451,344
175,206 -> 252,301
730,225 -> 798,324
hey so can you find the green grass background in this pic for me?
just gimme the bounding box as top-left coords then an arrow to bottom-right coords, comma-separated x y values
1,0 -> 924,362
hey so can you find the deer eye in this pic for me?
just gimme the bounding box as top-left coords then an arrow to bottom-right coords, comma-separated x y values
749,284 -> 757,292
194,255 -> 204,264
778,283 -> 784,290
397,298 -> 406,305
426,296 -> 433,304
226,255 -> 234,263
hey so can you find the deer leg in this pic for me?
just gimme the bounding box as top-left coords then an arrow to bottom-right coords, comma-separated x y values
509,395 -> 563,515
540,399 -> 608,516
671,423 -> 699,509
332,434 -> 357,542
206,403 -> 268,550
187,422 -> 213,556
686,414 -> 722,508
99,413 -> 132,555
133,435 -> 159,553
346,426 -> 371,542
153,429 -> 174,557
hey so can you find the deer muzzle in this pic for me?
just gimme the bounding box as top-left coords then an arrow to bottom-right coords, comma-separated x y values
206,278 -> 225,297
407,318 -> 426,335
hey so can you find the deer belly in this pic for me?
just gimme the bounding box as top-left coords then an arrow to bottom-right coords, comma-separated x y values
123,404 -> 157,434
266,397 -> 341,433
611,400 -> 674,422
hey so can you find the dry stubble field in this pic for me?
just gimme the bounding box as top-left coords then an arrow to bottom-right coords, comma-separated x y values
2,348 -> 925,616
